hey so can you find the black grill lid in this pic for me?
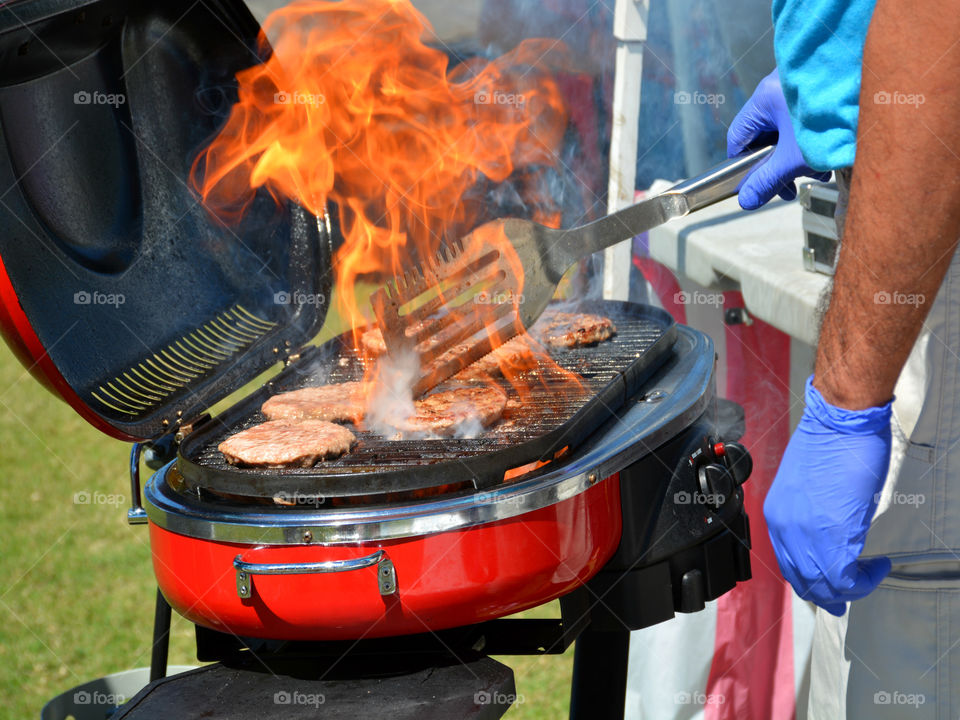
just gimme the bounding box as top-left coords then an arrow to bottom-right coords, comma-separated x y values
0,0 -> 333,440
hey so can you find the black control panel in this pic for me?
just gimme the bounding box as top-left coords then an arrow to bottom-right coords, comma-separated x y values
583,403 -> 753,631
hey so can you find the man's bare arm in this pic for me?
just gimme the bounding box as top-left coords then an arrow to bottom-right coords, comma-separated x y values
814,1 -> 960,409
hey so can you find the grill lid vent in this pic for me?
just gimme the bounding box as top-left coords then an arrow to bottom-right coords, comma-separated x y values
91,306 -> 277,417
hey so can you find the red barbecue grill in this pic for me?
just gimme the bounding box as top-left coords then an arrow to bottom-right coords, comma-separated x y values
0,1 -> 753,718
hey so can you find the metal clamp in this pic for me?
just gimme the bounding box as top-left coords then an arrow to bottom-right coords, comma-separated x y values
233,549 -> 397,599
127,443 -> 148,525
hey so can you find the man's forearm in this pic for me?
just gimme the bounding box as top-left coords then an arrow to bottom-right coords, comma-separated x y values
814,1 -> 960,409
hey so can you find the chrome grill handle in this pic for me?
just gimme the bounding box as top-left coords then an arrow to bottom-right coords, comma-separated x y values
127,442 -> 148,525
233,549 -> 397,599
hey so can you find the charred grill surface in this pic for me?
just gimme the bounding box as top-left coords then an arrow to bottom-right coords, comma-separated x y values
176,301 -> 675,500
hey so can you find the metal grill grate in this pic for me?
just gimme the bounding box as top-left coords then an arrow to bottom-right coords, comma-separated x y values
177,301 -> 675,498
91,305 -> 277,416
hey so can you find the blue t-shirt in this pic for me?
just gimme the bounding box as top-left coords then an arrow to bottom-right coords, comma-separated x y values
772,0 -> 878,170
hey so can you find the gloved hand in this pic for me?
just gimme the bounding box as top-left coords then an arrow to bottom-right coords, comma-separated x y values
764,376 -> 893,616
727,69 -> 832,210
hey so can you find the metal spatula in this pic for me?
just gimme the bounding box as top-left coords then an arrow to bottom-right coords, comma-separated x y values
371,146 -> 772,396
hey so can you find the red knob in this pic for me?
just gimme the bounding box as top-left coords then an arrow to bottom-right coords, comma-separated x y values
712,442 -> 726,458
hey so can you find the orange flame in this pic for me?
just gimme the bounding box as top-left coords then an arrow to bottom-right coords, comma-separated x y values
191,0 -> 569,328
191,0 -> 586,412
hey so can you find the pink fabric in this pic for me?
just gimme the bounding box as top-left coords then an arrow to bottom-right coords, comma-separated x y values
632,256 -> 687,324
556,71 -> 605,217
704,293 -> 795,720
633,254 -> 798,719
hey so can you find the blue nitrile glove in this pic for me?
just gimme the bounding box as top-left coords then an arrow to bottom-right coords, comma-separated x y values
764,376 -> 893,616
727,69 -> 832,210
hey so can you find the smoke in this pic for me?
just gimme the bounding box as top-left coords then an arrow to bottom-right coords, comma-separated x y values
527,259 -> 606,328
363,349 -> 419,440
453,414 -> 487,440
362,345 -> 504,440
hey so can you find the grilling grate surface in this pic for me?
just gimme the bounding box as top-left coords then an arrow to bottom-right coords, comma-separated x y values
177,301 -> 675,498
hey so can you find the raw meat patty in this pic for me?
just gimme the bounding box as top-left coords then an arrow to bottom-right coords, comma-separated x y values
261,382 -> 365,425
402,385 -> 507,436
537,312 -> 616,348
219,419 -> 357,467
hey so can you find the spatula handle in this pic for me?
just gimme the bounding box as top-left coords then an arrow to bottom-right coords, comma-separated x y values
661,145 -> 773,213
548,146 -> 774,268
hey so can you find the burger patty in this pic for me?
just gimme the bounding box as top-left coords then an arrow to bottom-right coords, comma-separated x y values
401,385 -> 507,436
456,335 -> 538,380
537,312 -> 616,348
421,310 -> 614,381
219,419 -> 357,467
261,382 -> 365,425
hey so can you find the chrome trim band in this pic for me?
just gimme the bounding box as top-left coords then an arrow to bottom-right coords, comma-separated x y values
144,326 -> 715,545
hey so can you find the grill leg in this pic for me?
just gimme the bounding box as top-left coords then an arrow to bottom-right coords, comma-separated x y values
150,588 -> 172,682
569,629 -> 629,720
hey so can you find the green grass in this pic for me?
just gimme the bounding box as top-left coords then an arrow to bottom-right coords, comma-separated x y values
0,292 -> 571,718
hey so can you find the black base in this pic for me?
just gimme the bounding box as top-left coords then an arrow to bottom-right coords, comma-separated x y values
116,653 -> 515,720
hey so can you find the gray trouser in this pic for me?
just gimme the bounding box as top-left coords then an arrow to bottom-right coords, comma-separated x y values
808,168 -> 960,719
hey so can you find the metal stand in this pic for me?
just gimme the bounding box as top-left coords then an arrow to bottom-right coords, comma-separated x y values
569,629 -> 631,720
149,589 -> 171,682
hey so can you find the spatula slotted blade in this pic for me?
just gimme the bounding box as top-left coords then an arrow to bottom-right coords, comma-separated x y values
369,145 -> 775,397
370,230 -> 533,396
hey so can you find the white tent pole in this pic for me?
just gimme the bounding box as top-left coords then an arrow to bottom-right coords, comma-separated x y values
603,0 -> 649,301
